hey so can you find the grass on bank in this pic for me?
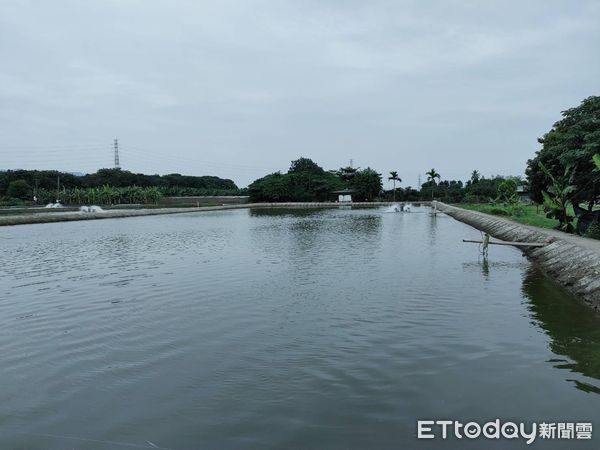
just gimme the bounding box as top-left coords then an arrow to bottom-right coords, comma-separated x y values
455,203 -> 570,230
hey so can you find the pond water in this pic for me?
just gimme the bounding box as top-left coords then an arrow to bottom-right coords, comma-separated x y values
1,206 -> 599,449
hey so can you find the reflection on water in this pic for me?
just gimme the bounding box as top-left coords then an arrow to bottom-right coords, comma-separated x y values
427,213 -> 437,248
522,267 -> 600,392
481,256 -> 489,278
462,258 -> 529,281
249,207 -> 323,218
0,206 -> 599,449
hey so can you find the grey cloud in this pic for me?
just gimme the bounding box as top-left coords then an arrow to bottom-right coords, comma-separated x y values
1,0 -> 599,187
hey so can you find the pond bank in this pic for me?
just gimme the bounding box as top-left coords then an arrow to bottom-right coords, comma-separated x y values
434,201 -> 600,310
0,202 -> 427,226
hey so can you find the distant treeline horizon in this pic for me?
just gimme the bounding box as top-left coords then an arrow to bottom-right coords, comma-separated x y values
0,168 -> 242,202
245,157 -> 522,203
0,164 -> 520,205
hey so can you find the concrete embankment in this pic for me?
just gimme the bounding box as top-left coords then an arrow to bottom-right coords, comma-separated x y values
161,195 -> 250,206
0,202 -> 426,227
434,201 -> 600,310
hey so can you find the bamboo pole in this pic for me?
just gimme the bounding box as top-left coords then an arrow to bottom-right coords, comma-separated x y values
462,239 -> 546,247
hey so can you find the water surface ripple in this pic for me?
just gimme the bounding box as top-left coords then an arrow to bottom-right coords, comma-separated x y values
1,207 -> 599,449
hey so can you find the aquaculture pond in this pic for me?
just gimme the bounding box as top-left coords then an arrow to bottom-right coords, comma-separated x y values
1,206 -> 599,449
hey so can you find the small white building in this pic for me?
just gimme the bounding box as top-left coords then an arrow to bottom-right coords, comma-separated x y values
332,189 -> 355,202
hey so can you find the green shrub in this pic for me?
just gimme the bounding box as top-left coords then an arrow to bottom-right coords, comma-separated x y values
496,179 -> 518,203
489,207 -> 510,216
6,180 -> 32,200
584,223 -> 600,240
506,204 -> 526,217
0,197 -> 26,206
463,194 -> 481,204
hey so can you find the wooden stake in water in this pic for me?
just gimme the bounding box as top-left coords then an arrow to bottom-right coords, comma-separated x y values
463,234 -> 546,255
482,233 -> 489,257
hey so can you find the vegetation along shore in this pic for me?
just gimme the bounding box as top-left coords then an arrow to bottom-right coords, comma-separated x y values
1,96 -> 599,241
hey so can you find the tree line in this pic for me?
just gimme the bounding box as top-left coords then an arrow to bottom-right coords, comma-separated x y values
249,96 -> 599,236
248,158 -> 384,202
248,157 -> 523,205
0,168 -> 242,205
2,96 -> 598,233
525,96 -> 599,233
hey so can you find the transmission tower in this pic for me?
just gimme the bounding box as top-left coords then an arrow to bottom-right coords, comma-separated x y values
113,138 -> 120,169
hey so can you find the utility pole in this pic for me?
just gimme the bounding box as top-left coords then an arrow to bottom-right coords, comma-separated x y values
114,138 -> 120,169
418,174 -> 422,191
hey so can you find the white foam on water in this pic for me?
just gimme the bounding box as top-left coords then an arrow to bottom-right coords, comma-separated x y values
79,205 -> 105,213
384,203 -> 403,213
384,203 -> 413,213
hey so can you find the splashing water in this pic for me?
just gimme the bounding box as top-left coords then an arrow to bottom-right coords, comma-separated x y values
385,203 -> 403,213
384,203 -> 413,213
79,205 -> 105,213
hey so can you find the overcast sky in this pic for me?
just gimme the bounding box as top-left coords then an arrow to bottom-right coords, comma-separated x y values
1,0 -> 599,188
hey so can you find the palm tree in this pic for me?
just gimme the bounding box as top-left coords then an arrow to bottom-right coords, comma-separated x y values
426,168 -> 441,200
388,171 -> 402,202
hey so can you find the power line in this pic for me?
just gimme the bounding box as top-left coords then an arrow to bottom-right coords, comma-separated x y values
122,146 -> 275,171
1,141 -> 310,181
0,143 -> 111,150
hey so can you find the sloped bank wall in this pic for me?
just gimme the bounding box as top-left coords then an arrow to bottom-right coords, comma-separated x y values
434,202 -> 600,310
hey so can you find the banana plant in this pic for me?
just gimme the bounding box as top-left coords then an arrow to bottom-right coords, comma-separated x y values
538,161 -> 577,232
145,187 -> 162,204
29,185 -> 166,206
